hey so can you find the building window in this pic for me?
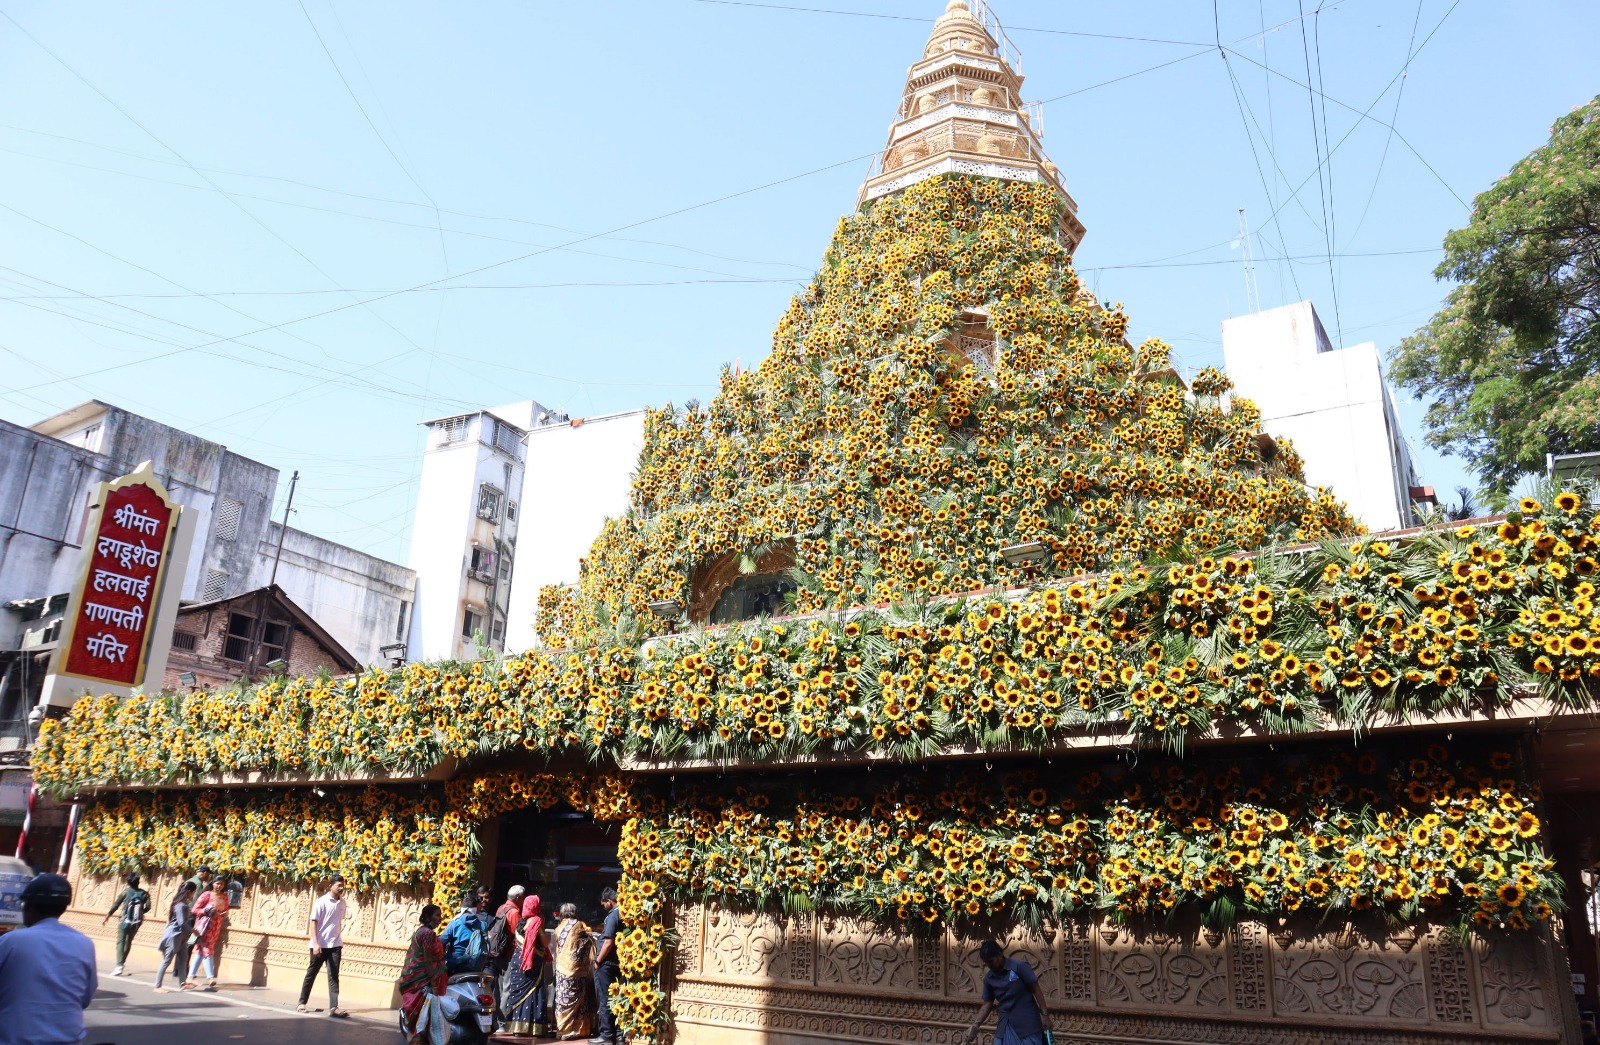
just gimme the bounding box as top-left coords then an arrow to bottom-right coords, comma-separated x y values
494,421 -> 521,457
201,570 -> 228,601
222,613 -> 289,664
214,498 -> 244,542
468,546 -> 496,582
462,609 -> 482,640
430,416 -> 470,447
710,573 -> 797,625
506,501 -> 518,522
76,422 -> 103,451
171,631 -> 198,652
477,484 -> 502,522
395,601 -> 409,642
491,620 -> 505,643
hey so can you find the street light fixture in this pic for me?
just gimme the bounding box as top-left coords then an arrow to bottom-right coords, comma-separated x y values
379,642 -> 407,668
647,599 -> 684,621
178,671 -> 197,688
264,658 -> 288,674
999,540 -> 1049,565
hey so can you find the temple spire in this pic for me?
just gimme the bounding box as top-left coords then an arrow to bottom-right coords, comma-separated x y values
860,0 -> 1086,252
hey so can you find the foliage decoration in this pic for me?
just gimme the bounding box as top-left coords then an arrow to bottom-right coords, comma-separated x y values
35,495 -> 1600,791
544,175 -> 1355,648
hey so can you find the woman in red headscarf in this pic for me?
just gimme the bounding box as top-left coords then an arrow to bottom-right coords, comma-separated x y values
502,894 -> 550,1036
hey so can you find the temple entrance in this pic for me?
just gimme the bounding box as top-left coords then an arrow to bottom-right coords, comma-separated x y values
488,804 -> 620,925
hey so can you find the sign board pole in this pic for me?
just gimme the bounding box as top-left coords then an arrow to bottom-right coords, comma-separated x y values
36,460 -> 195,712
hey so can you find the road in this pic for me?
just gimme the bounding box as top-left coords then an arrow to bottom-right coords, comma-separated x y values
85,970 -> 400,1045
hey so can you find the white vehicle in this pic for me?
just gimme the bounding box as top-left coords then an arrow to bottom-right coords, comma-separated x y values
0,855 -> 34,935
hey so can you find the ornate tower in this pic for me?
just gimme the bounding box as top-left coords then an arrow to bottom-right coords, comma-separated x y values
860,0 -> 1086,252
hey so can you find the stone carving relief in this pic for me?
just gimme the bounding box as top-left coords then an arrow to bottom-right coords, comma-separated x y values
1099,928 -> 1228,1011
704,906 -> 786,981
674,903 -> 703,978
251,885 -> 304,934
672,908 -> 1568,1045
1272,931 -> 1426,1021
815,915 -> 916,993
1478,934 -> 1552,1029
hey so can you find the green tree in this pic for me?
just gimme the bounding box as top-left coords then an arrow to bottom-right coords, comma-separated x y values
1390,96 -> 1600,492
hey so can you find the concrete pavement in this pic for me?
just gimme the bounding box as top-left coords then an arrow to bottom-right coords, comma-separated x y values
84,954 -> 399,1045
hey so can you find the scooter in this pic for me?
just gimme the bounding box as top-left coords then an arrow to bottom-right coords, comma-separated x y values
399,971 -> 496,1044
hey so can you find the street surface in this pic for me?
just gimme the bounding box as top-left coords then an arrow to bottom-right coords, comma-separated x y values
84,960 -> 399,1045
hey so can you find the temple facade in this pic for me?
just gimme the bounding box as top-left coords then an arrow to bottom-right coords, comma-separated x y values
33,4 -> 1599,1045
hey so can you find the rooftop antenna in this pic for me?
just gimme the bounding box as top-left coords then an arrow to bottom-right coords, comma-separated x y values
1236,208 -> 1261,314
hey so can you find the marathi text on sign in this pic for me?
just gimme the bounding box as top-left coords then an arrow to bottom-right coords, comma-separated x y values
60,477 -> 178,688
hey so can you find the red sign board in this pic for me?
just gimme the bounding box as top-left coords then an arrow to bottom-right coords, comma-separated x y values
58,474 -> 179,688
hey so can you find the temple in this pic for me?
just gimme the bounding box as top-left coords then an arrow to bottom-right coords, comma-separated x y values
30,4 -> 1600,1045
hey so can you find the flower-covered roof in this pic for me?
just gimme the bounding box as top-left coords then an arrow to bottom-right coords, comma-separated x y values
544,120 -> 1355,646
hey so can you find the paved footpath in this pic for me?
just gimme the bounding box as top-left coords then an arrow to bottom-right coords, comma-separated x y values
84,954 -> 399,1045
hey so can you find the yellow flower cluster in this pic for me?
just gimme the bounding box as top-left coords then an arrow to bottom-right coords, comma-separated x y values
623,743 -> 1558,931
549,175 -> 1354,647
72,771 -> 631,906
34,496 -> 1600,788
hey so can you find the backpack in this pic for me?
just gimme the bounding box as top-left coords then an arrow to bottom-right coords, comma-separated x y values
443,913 -> 487,972
484,908 -> 514,962
124,890 -> 148,926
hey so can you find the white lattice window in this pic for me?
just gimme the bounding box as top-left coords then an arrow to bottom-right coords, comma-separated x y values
201,569 -> 228,601
214,497 -> 243,542
430,416 -> 470,447
494,421 -> 521,457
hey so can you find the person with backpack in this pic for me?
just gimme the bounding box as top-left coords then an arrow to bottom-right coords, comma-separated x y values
102,871 -> 151,976
439,891 -> 490,973
488,884 -> 525,977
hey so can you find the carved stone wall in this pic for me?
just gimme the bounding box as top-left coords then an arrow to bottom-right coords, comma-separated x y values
62,868 -> 427,1008
670,905 -> 1565,1045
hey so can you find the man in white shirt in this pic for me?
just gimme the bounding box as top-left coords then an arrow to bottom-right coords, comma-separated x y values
0,873 -> 98,1045
296,875 -> 347,1017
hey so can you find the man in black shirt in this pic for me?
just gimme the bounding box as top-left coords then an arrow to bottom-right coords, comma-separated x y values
590,887 -> 623,1045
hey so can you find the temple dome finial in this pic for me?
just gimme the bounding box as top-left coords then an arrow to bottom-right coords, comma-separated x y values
860,0 -> 1086,252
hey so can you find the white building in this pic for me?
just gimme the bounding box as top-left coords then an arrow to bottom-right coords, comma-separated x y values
1220,301 -> 1423,533
504,409 -> 647,651
408,404 -> 646,659
0,401 -> 415,734
406,407 -> 531,662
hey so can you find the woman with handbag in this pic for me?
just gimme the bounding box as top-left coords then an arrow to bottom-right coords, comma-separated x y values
153,881 -> 197,992
181,876 -> 229,991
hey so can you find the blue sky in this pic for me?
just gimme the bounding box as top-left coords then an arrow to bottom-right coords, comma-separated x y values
2,0 -> 1595,563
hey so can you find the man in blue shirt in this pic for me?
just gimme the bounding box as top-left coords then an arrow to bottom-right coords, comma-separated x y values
0,873 -> 98,1045
590,887 -> 623,1045
961,940 -> 1052,1045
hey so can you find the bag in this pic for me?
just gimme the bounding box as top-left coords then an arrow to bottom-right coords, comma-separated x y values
442,914 -> 487,972
484,910 -> 513,961
125,893 -> 147,926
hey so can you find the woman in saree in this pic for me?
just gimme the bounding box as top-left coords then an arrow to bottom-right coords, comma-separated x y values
181,876 -> 229,991
502,894 -> 549,1035
552,903 -> 595,1041
398,904 -> 450,1045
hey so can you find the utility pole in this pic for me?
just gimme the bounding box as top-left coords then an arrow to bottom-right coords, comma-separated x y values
250,470 -> 298,679
269,470 -> 298,586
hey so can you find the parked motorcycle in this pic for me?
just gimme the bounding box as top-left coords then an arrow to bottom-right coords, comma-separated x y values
399,971 -> 496,1043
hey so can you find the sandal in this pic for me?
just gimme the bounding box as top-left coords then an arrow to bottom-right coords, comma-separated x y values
297,1005 -> 310,1012
329,1008 -> 349,1019
179,983 -> 197,991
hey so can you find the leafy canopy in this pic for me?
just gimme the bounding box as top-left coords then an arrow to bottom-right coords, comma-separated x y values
1390,96 -> 1600,492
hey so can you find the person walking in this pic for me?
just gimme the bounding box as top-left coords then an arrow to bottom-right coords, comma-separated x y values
185,865 -> 213,897
0,873 -> 98,1045
489,884 -> 525,1016
551,903 -> 594,1041
101,870 -> 151,976
297,874 -> 349,1018
502,894 -> 549,1036
960,940 -> 1052,1045
183,875 -> 229,991
398,904 -> 449,1045
590,887 -> 623,1045
153,880 -> 197,992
